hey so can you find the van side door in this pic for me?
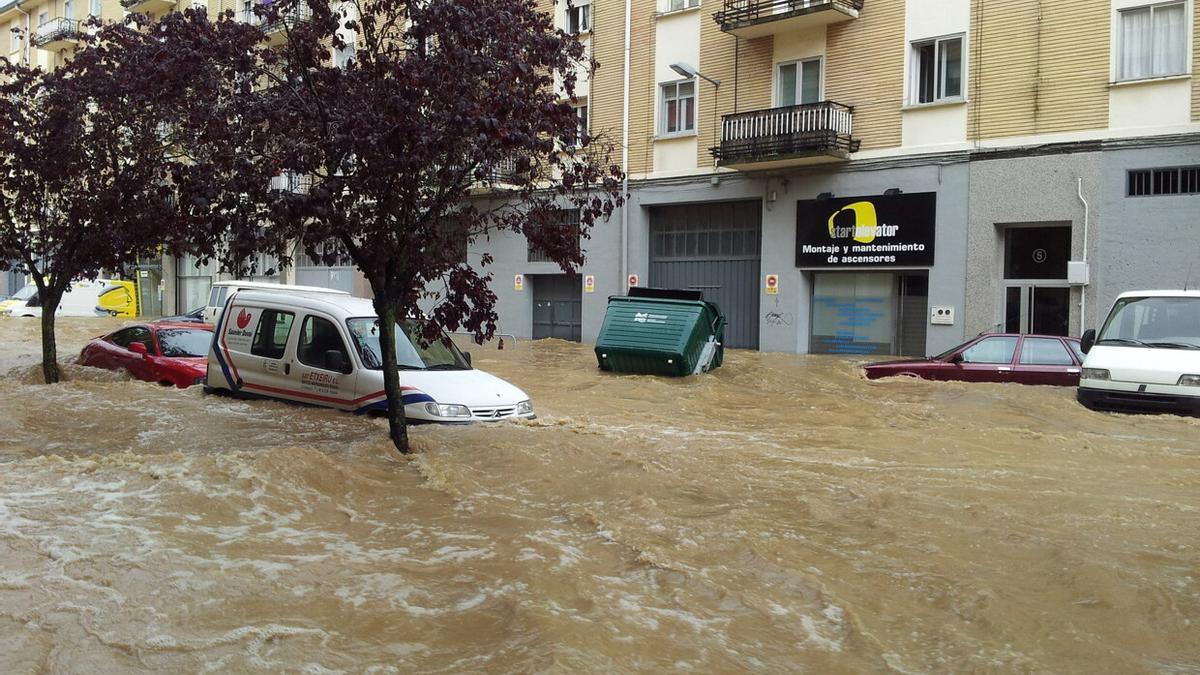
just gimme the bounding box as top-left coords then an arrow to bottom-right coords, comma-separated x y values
292,313 -> 358,411
214,302 -> 297,396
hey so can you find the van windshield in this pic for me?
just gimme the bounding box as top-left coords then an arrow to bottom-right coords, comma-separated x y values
1097,296 -> 1200,349
346,318 -> 471,371
9,284 -> 36,301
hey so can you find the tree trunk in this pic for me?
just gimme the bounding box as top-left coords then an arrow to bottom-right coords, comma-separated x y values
39,288 -> 64,384
373,298 -> 410,453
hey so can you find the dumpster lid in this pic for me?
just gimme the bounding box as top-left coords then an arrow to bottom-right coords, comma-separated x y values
628,287 -> 703,302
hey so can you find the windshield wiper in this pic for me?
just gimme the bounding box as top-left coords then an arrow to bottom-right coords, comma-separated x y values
1145,341 -> 1200,349
1097,337 -> 1148,347
395,364 -> 427,370
424,363 -> 467,370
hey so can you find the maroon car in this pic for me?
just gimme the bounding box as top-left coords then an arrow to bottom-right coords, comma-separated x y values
79,322 -> 214,388
863,333 -> 1085,386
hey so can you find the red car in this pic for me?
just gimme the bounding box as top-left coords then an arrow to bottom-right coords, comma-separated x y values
863,333 -> 1085,386
79,322 -> 214,388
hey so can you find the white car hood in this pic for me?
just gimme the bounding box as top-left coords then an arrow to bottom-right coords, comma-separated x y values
1084,345 -> 1200,385
395,368 -> 529,407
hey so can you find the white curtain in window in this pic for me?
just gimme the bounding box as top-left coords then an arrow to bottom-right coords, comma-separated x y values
1120,8 -> 1151,80
1152,3 -> 1185,76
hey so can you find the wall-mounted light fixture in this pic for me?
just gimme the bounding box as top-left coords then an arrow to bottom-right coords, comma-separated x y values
669,61 -> 721,87
816,192 -> 834,201
883,187 -> 902,196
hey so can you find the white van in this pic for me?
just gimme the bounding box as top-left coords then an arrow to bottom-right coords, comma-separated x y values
1077,290 -> 1200,416
202,280 -> 351,324
206,291 -> 535,423
4,278 -> 133,318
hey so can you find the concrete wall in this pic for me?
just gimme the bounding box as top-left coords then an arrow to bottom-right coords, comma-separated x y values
965,151 -> 1103,337
1094,142 -> 1200,325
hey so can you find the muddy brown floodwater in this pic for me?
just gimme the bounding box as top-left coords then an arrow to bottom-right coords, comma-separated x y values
0,318 -> 1197,673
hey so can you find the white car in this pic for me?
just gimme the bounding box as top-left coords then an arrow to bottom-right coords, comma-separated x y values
1077,290 -> 1200,416
205,291 -> 535,423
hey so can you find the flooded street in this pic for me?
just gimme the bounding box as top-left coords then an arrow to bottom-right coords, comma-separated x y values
0,318 -> 1197,673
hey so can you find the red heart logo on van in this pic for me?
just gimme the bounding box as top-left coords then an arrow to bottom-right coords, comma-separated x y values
236,308 -> 251,329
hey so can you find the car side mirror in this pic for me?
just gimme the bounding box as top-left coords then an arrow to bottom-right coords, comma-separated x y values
462,351 -> 472,367
325,350 -> 352,374
129,342 -> 149,358
1080,329 -> 1096,354
949,352 -> 964,364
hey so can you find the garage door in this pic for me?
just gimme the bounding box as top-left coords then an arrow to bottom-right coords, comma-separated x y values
532,274 -> 582,341
649,201 -> 761,349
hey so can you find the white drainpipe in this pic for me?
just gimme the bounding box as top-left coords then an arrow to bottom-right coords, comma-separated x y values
1076,177 -> 1089,332
619,0 -> 630,289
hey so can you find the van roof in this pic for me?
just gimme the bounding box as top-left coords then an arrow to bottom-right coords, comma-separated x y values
211,280 -> 351,295
230,290 -> 378,318
1115,290 -> 1200,299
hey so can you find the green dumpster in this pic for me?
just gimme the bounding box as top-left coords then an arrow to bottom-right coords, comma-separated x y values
594,288 -> 726,376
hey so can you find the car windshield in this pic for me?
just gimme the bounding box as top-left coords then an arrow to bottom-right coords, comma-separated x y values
157,328 -> 213,357
346,318 -> 470,371
9,284 -> 36,301
1097,296 -> 1200,349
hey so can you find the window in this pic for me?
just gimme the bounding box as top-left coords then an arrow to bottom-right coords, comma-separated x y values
251,309 -> 294,359
570,103 -> 589,146
1118,2 -> 1186,80
528,208 -> 582,262
157,328 -> 213,358
89,0 -> 101,16
1019,337 -> 1074,365
912,36 -> 963,104
778,58 -> 821,106
666,0 -> 699,10
1127,166 -> 1200,196
64,0 -> 73,19
567,0 -> 590,34
660,80 -> 695,135
110,327 -> 154,354
334,37 -> 356,68
37,11 -> 48,27
961,336 -> 1018,364
298,315 -> 352,372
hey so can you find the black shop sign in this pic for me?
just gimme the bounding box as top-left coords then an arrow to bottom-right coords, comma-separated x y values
796,192 -> 936,268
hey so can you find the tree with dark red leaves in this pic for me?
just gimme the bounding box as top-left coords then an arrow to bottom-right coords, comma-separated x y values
0,12 -> 267,385
250,0 -> 624,453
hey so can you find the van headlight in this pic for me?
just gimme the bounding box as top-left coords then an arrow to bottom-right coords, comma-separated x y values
424,403 -> 472,419
1081,368 -> 1110,381
516,400 -> 533,415
1178,374 -> 1200,387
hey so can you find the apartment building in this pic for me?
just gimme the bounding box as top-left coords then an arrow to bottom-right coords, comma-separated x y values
7,0 -> 1197,354
480,0 -> 1200,356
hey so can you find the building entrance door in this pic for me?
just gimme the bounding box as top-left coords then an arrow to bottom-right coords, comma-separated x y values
1000,225 -> 1071,336
1004,285 -> 1070,335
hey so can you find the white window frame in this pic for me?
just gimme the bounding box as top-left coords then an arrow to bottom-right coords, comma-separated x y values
37,10 -> 48,27
1115,1 -> 1188,82
571,101 -> 589,147
89,0 -> 102,17
659,79 -> 697,137
64,0 -> 74,19
663,0 -> 700,12
909,34 -> 965,105
566,0 -> 591,35
775,56 -> 823,107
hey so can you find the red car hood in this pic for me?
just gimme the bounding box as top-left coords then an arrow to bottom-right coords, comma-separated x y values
863,358 -> 936,369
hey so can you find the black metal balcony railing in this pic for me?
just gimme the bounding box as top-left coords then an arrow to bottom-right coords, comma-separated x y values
244,3 -> 313,34
714,0 -> 862,32
32,17 -> 81,48
711,101 -> 859,166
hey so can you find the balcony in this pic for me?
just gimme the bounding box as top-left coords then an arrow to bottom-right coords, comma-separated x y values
713,0 -> 861,39
711,101 -> 858,170
270,172 -> 314,194
243,3 -> 313,45
32,18 -> 81,51
120,0 -> 177,15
